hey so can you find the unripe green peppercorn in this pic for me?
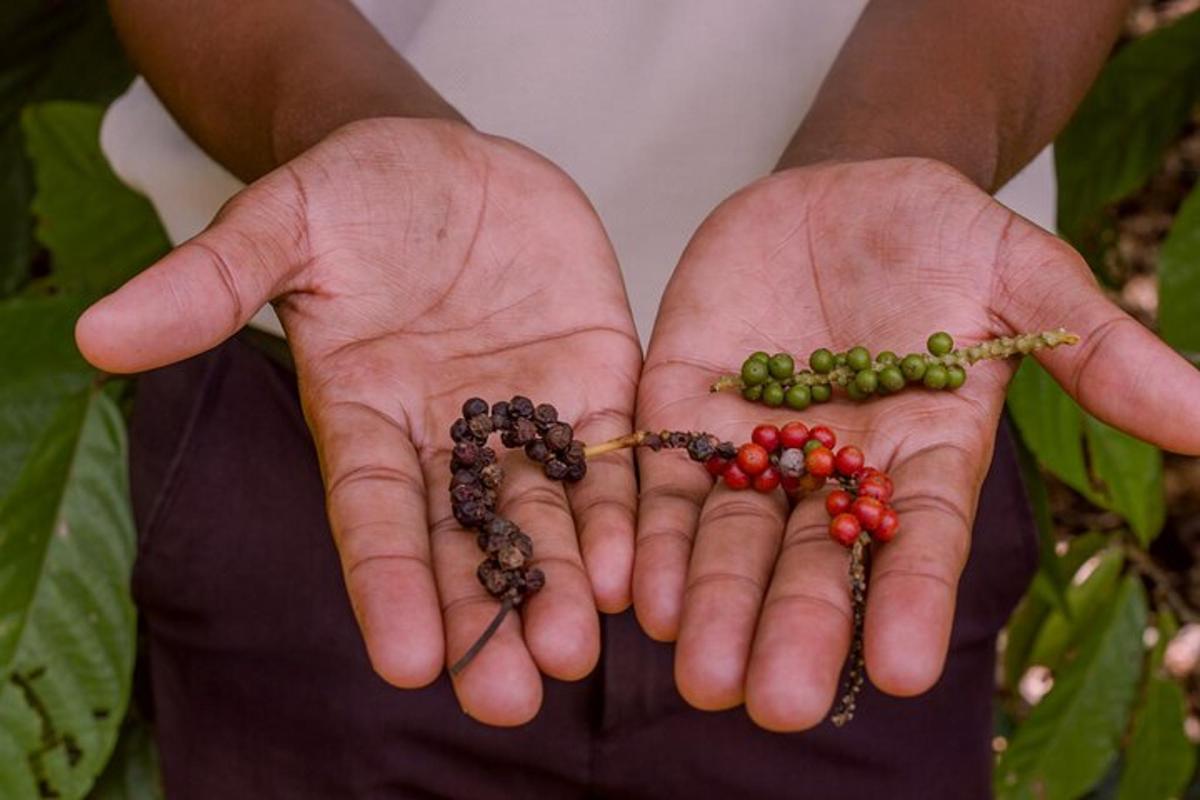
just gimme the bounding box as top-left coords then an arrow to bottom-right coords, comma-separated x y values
877,350 -> 898,366
846,381 -> 870,402
741,359 -> 769,386
742,385 -> 763,401
923,364 -> 949,389
768,353 -> 795,380
846,346 -> 871,372
927,331 -> 954,357
900,354 -> 927,381
809,348 -> 835,374
750,351 -> 770,364
784,384 -> 811,410
946,365 -> 967,389
834,352 -> 847,367
879,365 -> 906,392
763,382 -> 785,407
854,369 -> 878,394
811,384 -> 832,403
803,439 -> 823,454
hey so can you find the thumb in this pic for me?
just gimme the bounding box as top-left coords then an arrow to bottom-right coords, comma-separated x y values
996,235 -> 1200,455
76,170 -> 308,373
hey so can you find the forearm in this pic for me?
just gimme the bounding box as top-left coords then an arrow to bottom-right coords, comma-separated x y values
779,0 -> 1130,190
108,0 -> 462,181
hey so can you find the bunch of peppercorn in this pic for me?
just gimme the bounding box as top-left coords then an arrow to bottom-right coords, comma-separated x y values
712,328 -> 1079,406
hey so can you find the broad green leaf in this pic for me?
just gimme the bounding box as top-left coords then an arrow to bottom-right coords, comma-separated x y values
1013,425 -> 1069,616
1056,10 -> 1200,253
1117,612 -> 1195,800
23,101 -> 170,292
1084,417 -> 1165,546
87,715 -> 162,800
1159,183 -> 1200,353
1006,358 -> 1096,502
0,386 -> 136,799
996,577 -> 1147,800
1027,548 -> 1124,671
0,123 -> 33,296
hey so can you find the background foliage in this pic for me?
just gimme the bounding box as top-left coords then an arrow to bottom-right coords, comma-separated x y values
0,1 -> 1198,798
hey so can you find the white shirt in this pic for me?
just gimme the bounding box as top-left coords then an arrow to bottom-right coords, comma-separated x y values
100,0 -> 1055,345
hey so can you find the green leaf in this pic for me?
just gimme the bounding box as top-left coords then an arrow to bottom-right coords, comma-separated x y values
1027,548 -> 1125,671
86,715 -> 162,800
1056,10 -> 1200,253
0,386 -> 136,799
1006,358 -> 1096,502
1084,417 -> 1165,546
1117,612 -> 1196,800
1159,183 -> 1200,353
996,576 -> 1148,800
0,123 -> 33,296
22,101 -> 170,293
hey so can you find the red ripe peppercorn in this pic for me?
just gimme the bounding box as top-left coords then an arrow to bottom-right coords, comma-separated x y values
850,496 -> 885,531
804,446 -> 835,478
753,466 -> 782,493
779,421 -> 809,449
829,513 -> 862,547
834,446 -> 865,478
808,425 -> 837,450
781,474 -> 802,494
825,489 -> 853,516
705,456 -> 730,476
874,508 -> 900,542
852,466 -> 879,483
752,424 -> 781,453
736,443 -> 771,476
859,474 -> 894,503
797,472 -> 826,492
723,462 -> 751,490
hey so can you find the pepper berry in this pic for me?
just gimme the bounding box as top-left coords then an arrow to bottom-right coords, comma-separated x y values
808,425 -> 837,449
751,424 -> 781,453
753,466 -> 782,493
805,446 -> 835,479
736,443 -> 771,475
826,489 -> 853,516
834,446 -> 865,477
830,513 -> 862,547
850,496 -> 885,532
780,420 -> 809,449
723,462 -> 751,490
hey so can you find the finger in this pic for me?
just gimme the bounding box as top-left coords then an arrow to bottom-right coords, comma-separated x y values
744,497 -> 855,732
863,443 -> 980,696
426,447 -> 544,727
633,444 -> 711,641
309,398 -> 444,689
75,169 -> 306,373
996,236 -> 1200,454
500,453 -> 600,681
565,407 -> 638,613
674,483 -> 787,710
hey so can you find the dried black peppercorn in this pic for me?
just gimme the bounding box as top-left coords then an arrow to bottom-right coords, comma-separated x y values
451,469 -> 481,489
544,459 -> 569,481
686,435 -> 716,462
565,462 -> 587,482
450,418 -> 472,443
525,440 -> 551,463
715,441 -> 737,460
643,432 -> 663,451
563,441 -> 586,465
510,396 -> 535,418
512,418 -> 538,445
468,414 -> 494,439
451,441 -> 480,468
462,397 -> 490,419
666,431 -> 690,449
544,422 -> 574,451
477,446 -> 497,466
480,463 -> 504,489
454,500 -> 492,528
451,483 -> 483,505
533,403 -> 558,427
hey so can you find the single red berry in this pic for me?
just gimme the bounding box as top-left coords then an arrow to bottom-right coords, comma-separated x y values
779,421 -> 810,449
834,446 -> 865,477
705,456 -> 730,476
805,446 -> 835,478
752,424 -> 781,453
859,474 -> 894,503
874,507 -> 900,542
736,443 -> 771,476
825,489 -> 853,517
852,466 -> 880,483
797,472 -> 826,492
723,462 -> 751,490
829,513 -> 862,547
851,496 -> 885,531
809,425 -> 837,450
753,466 -> 782,493
781,474 -> 802,494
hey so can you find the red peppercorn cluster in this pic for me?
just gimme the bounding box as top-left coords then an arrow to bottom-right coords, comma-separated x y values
702,420 -> 899,548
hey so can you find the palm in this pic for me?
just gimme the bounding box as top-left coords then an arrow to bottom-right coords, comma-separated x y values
78,119 -> 642,725
635,158 -> 1200,730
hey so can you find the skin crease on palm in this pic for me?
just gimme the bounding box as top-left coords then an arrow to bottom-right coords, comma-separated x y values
635,157 -> 1200,732
74,118 -> 644,727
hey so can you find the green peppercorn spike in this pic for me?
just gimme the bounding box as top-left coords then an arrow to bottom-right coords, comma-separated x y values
811,384 -> 832,403
879,365 -> 905,392
741,359 -> 769,386
784,384 -> 811,410
768,352 -> 795,380
809,348 -> 835,374
923,364 -> 949,389
846,346 -> 871,372
946,365 -> 967,389
927,331 -> 954,357
854,369 -> 878,394
763,382 -> 785,407
900,354 -> 927,382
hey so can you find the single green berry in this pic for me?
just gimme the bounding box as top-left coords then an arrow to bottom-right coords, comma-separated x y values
846,346 -> 871,372
768,352 -> 795,380
784,384 -> 811,410
762,382 -> 785,407
811,384 -> 832,403
879,365 -> 905,392
923,364 -> 949,389
742,384 -> 763,401
809,348 -> 835,374
854,369 -> 878,394
877,350 -> 898,366
834,352 -> 847,367
741,359 -> 769,386
927,331 -> 954,357
846,381 -> 870,402
803,439 -> 823,454
946,365 -> 967,389
750,351 -> 771,364
900,354 -> 927,382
